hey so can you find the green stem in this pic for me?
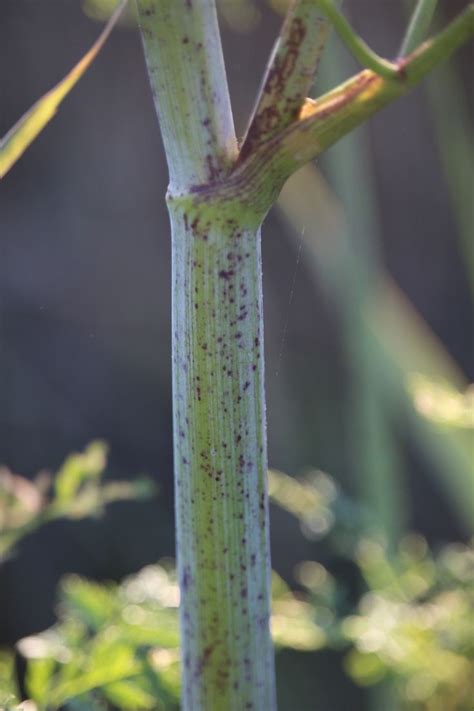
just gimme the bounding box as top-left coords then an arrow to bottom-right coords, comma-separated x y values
302,3 -> 474,157
136,2 -> 276,708
400,0 -> 438,56
137,0 -> 237,189
168,192 -> 275,710
314,0 -> 399,78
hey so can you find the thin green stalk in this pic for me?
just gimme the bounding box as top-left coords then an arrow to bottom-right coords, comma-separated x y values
314,0 -> 399,78
317,34 -> 407,548
278,165 -> 474,533
426,62 -> 474,296
400,0 -> 438,56
136,2 -> 276,708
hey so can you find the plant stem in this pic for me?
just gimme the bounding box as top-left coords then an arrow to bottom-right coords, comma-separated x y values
232,3 -> 474,206
241,0 -> 336,159
314,0 -> 399,78
136,2 -> 276,708
137,0 -> 237,189
168,193 -> 275,710
400,0 -> 438,56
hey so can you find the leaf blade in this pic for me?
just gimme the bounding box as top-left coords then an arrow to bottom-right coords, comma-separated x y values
0,0 -> 127,179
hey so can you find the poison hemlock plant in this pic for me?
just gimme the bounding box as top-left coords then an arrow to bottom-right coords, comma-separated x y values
0,1 -> 473,708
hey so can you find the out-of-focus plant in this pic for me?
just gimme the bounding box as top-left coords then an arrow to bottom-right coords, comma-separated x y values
4,467 -> 472,710
278,163 -> 474,534
0,442 -> 154,558
340,537 -> 474,711
269,467 -> 371,554
0,465 -> 345,709
275,471 -> 474,711
0,648 -> 21,710
409,376 -> 474,430
17,564 -> 181,711
0,442 -> 154,709
5,561 -> 324,710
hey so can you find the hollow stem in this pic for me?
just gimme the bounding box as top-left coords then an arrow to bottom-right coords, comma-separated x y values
136,2 -> 276,708
168,192 -> 275,710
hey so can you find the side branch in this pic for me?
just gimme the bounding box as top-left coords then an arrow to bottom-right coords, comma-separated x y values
230,4 -> 473,215
240,0 -> 337,161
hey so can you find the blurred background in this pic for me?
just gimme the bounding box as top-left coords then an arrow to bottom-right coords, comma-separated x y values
0,0 -> 473,709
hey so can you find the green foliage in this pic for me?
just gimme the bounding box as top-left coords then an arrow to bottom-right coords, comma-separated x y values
0,649 -> 20,710
276,474 -> 474,711
0,442 -> 154,559
16,565 -> 180,710
342,538 -> 474,709
3,467 -> 471,710
10,564 -> 323,709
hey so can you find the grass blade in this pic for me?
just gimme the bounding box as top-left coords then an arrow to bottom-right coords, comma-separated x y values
0,0 -> 127,179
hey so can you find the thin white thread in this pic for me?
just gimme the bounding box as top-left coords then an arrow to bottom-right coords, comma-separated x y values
275,227 -> 304,378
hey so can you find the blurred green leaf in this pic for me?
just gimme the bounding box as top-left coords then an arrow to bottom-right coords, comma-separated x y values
278,164 -> 474,534
50,645 -> 140,705
341,537 -> 474,709
344,650 -> 386,686
24,655 -> 56,706
55,442 -> 107,505
62,576 -> 118,631
0,648 -> 20,707
103,679 -> 156,709
0,1 -> 127,179
0,442 -> 154,558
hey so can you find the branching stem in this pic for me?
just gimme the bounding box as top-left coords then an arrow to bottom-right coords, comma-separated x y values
231,3 -> 474,212
137,3 -> 276,709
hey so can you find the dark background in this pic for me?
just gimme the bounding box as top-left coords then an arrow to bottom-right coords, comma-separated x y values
1,1 -> 472,708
